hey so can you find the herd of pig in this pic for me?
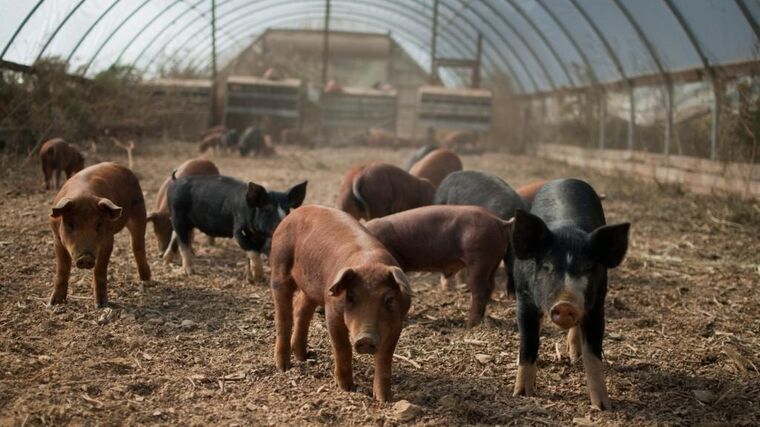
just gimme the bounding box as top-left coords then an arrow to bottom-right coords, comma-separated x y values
38,137 -> 630,411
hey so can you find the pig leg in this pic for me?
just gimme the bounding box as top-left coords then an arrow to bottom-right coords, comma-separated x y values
581,302 -> 611,410
127,206 -> 151,282
326,307 -> 355,392
172,217 -> 194,275
272,276 -> 296,371
42,162 -> 52,190
291,291 -> 317,361
465,264 -> 496,328
567,326 -> 583,364
513,302 -> 541,397
245,251 -> 264,284
163,232 -> 177,264
93,237 -> 114,308
373,329 -> 401,402
439,273 -> 456,291
48,235 -> 71,306
54,169 -> 62,190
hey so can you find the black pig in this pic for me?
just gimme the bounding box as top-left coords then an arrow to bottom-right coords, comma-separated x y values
238,127 -> 264,157
222,128 -> 240,152
165,174 -> 307,283
434,170 -> 526,293
510,178 -> 629,410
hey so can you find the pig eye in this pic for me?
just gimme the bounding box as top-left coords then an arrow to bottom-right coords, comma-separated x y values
64,218 -> 75,229
345,291 -> 355,307
384,295 -> 396,310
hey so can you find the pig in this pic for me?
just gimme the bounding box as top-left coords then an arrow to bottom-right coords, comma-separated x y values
165,175 -> 307,283
39,138 -> 85,190
510,179 -> 630,410
238,127 -> 274,157
516,180 -> 549,208
409,148 -> 463,187
269,205 -> 412,402
404,143 -> 439,171
435,170 -> 526,295
366,129 -> 397,147
202,125 -> 226,139
335,162 -> 435,221
365,205 -> 512,327
221,128 -> 240,153
199,132 -> 221,153
280,128 -> 313,148
48,162 -> 151,308
147,158 -> 220,253
442,130 -> 479,149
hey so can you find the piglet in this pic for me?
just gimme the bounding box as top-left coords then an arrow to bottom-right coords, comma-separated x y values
48,162 -> 151,308
403,143 -> 439,171
335,162 -> 435,220
165,174 -> 306,283
40,138 -> 85,190
365,205 -> 511,327
147,158 -> 220,253
510,178 -> 629,410
408,148 -> 463,187
270,205 -> 411,402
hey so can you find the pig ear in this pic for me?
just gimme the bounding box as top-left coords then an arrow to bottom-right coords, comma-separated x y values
246,182 -> 267,207
50,198 -> 73,218
328,267 -> 356,296
388,266 -> 413,297
98,198 -> 123,221
511,209 -> 550,260
287,181 -> 308,208
589,222 -> 630,268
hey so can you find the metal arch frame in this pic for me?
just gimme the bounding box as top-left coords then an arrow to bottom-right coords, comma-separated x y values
150,0 -> 528,91
504,0 -> 576,87
112,0 -> 186,66
437,0 -> 540,92
80,0 -> 152,75
662,0 -> 719,159
139,0 -> 472,75
176,0 -> 488,72
568,0 -> 636,150
188,7 -> 488,88
127,0 -> 239,71
476,1 -> 556,90
532,0 -> 607,147
65,0 -> 120,66
613,0 -> 674,155
736,0 -> 760,40
148,0 -> 537,93
210,13 -> 473,87
35,0 -> 86,64
1,0 -> 45,60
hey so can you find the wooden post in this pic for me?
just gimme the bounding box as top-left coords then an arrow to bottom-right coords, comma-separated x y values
321,0 -> 331,85
665,80 -> 673,155
628,83 -> 635,151
473,33 -> 482,88
209,0 -> 218,128
710,77 -> 721,159
430,0 -> 439,84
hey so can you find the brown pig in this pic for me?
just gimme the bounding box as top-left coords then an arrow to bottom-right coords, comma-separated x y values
147,158 -> 220,253
365,205 -> 511,327
39,138 -> 85,190
48,162 -> 151,308
408,148 -> 463,187
335,162 -> 435,221
516,180 -> 549,208
270,205 -> 412,402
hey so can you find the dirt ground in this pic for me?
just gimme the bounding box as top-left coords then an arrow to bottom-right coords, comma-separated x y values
0,142 -> 759,426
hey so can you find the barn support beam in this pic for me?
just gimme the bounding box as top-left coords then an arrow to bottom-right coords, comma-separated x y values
473,33 -> 482,88
599,94 -> 606,149
711,79 -> 722,159
430,0 -> 439,83
628,85 -> 635,151
665,81 -> 674,155
209,0 -> 218,127
321,0 -> 331,85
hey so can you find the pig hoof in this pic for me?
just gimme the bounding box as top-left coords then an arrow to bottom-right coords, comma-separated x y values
569,353 -> 582,365
591,396 -> 612,411
48,294 -> 67,306
275,357 -> 291,372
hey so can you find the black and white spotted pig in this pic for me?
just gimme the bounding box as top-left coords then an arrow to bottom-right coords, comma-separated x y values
510,178 -> 630,410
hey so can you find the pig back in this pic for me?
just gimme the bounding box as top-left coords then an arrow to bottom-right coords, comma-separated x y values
435,170 -> 525,220
58,162 -> 145,219
531,179 -> 606,232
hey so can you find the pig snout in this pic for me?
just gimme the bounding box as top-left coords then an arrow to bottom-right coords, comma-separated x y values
550,302 -> 580,329
353,332 -> 379,355
75,252 -> 96,269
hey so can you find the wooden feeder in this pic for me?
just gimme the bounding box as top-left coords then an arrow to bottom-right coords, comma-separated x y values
416,85 -> 492,132
321,86 -> 398,134
224,75 -> 303,131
